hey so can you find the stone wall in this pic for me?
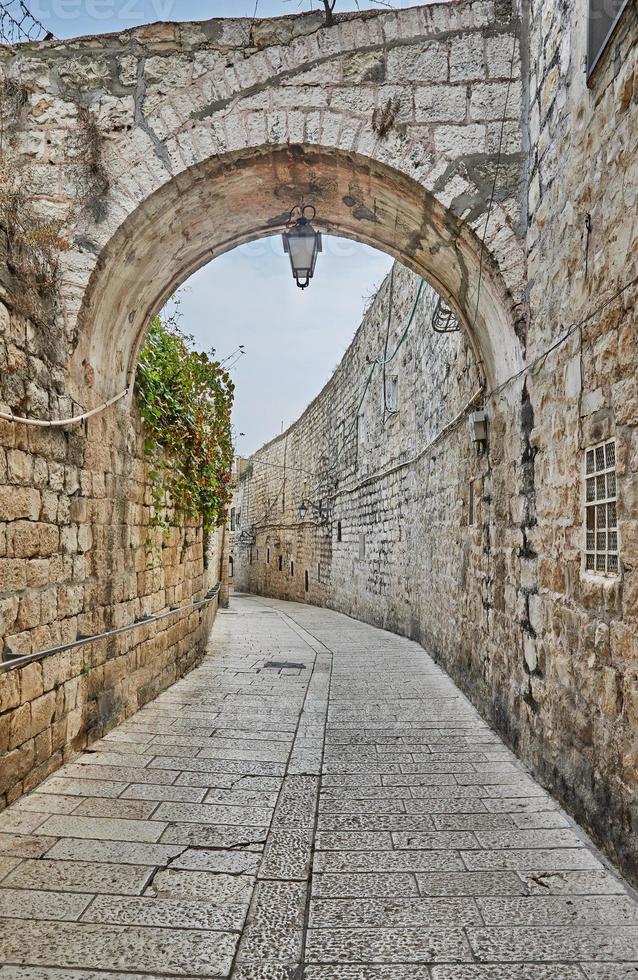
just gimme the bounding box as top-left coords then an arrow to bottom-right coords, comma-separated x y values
231,0 -> 638,889
0,289 -> 224,807
232,161 -> 638,894
230,262 -> 496,705
520,0 -> 638,881
0,0 -> 637,888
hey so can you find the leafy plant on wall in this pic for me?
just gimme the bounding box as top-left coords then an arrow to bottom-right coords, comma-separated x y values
135,315 -> 235,546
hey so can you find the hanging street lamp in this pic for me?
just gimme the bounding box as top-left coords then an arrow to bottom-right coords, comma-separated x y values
282,204 -> 322,289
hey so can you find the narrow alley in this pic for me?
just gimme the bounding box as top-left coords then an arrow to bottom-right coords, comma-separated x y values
0,595 -> 636,978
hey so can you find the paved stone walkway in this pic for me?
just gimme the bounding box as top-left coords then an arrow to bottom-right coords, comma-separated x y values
0,595 -> 637,979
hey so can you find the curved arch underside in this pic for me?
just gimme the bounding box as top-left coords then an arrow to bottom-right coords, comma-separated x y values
74,144 -> 523,399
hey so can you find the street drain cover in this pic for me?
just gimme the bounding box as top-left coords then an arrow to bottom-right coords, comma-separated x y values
263,661 -> 307,670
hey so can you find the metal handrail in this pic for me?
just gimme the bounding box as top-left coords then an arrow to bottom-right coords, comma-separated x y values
1,582 -> 221,674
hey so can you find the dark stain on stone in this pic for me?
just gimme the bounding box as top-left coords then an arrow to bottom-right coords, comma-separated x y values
73,236 -> 100,255
352,205 -> 379,222
266,211 -> 291,227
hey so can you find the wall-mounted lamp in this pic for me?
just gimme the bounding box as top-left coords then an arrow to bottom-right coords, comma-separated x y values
282,204 -> 323,289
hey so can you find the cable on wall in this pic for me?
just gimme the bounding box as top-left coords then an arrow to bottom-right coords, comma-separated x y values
0,388 -> 129,427
0,0 -> 54,43
382,263 -> 397,420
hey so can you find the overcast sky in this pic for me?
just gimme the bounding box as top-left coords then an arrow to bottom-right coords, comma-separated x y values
31,0 -> 423,38
30,0 -> 421,454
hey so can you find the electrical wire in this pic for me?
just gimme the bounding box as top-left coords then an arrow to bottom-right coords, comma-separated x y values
333,388 -> 484,499
0,0 -> 54,43
382,263 -> 396,420
485,273 -> 638,404
0,388 -> 129,427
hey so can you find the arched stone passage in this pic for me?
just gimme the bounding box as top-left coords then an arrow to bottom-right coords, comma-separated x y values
0,2 -> 525,404
73,144 -> 523,402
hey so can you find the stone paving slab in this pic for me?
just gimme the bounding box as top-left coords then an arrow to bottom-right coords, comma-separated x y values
0,595 -> 637,979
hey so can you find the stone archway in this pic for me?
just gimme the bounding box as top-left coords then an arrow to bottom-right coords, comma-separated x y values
0,0 -> 529,833
1,2 -> 525,404
73,143 -> 523,404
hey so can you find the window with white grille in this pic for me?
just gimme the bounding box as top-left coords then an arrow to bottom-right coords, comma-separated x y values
585,440 -> 619,575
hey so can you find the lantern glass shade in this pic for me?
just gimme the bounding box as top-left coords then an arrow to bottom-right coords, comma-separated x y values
299,500 -> 308,520
283,221 -> 322,289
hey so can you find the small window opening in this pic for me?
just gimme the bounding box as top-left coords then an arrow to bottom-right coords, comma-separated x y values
304,570 -> 309,592
358,412 -> 367,448
228,556 -> 234,578
337,520 -> 342,542
585,439 -> 619,576
278,555 -> 283,572
290,560 -> 295,577
587,0 -> 630,78
386,375 -> 399,413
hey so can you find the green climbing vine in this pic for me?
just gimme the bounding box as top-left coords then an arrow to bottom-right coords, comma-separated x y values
135,315 -> 235,536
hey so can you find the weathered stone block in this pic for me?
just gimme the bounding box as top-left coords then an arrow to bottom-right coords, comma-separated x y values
450,33 -> 485,81
0,487 -> 41,523
0,740 -> 34,794
415,85 -> 467,123
9,703 -> 31,750
434,123 -> 486,156
8,522 -> 59,559
387,43 -> 448,83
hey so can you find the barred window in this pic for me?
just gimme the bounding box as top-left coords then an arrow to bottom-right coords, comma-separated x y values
585,440 -> 619,575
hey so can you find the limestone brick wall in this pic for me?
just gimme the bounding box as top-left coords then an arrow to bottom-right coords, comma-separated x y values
519,0 -> 638,881
231,261 -> 491,704
232,0 -> 638,887
233,201 -> 638,891
0,289 -> 224,808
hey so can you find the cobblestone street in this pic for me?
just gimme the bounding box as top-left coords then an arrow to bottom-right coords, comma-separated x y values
0,595 -> 637,979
